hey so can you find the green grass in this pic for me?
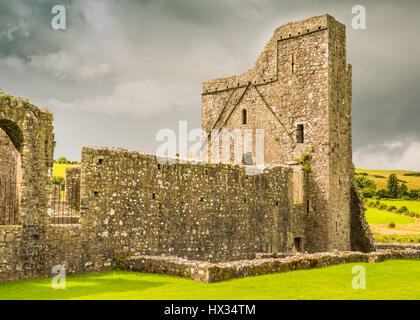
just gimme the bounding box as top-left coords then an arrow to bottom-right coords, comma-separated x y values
365,207 -> 416,225
53,163 -> 77,178
378,200 -> 420,213
355,169 -> 420,190
374,234 -> 420,243
0,260 -> 419,300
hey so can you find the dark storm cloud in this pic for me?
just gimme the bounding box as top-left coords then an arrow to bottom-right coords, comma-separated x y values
0,0 -> 419,169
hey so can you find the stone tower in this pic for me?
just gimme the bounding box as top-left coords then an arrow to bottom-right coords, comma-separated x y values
201,15 -> 354,252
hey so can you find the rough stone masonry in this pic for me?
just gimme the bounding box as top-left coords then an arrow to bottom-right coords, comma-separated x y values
0,14 -> 379,283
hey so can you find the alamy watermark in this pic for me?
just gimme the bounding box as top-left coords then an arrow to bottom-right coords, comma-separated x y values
155,121 -> 265,171
352,265 -> 366,289
352,5 -> 366,30
51,5 -> 66,30
52,265 -> 66,289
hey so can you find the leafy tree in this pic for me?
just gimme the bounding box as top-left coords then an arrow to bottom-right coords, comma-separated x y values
57,156 -> 68,164
376,188 -> 389,199
354,176 -> 376,198
52,176 -> 65,190
387,174 -> 399,198
397,183 -> 408,198
409,189 -> 419,200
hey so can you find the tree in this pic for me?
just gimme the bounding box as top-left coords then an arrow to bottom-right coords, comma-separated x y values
354,176 -> 376,198
397,183 -> 408,198
57,156 -> 68,164
376,188 -> 389,199
387,174 -> 399,198
409,189 -> 419,200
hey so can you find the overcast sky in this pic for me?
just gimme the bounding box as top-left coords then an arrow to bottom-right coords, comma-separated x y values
0,0 -> 419,170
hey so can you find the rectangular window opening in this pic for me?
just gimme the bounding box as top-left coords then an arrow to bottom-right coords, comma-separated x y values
294,237 -> 303,253
296,124 -> 304,143
291,54 -> 296,74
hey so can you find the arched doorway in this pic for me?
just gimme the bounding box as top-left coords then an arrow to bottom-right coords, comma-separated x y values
0,120 -> 23,225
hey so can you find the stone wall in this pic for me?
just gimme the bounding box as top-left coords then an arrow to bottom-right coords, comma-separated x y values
81,147 -> 307,262
0,129 -> 20,225
201,14 -> 356,252
350,183 -> 375,252
0,95 -> 55,226
0,15 -> 379,283
122,249 -> 420,283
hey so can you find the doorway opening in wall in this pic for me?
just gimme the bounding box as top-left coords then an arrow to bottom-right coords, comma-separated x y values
294,237 -> 303,253
0,121 -> 23,225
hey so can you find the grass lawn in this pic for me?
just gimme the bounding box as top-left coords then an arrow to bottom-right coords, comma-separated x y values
355,169 -> 420,190
0,260 -> 419,300
53,163 -> 78,178
378,200 -> 420,213
365,207 -> 416,225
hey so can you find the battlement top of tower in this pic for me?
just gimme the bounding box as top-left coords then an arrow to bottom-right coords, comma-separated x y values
202,14 -> 346,95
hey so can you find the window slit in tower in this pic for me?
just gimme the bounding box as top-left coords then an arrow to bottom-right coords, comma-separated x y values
291,54 -> 296,74
242,109 -> 247,125
296,124 -> 304,143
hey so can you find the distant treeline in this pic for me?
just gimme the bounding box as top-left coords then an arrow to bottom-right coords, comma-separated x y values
355,173 -> 419,200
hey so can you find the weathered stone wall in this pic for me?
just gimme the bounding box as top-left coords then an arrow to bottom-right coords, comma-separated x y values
0,95 -> 55,226
350,183 -> 375,252
0,129 -> 20,225
81,147 -> 307,262
201,15 -> 357,252
0,224 -> 109,282
122,248 -> 420,283
0,15 -> 379,283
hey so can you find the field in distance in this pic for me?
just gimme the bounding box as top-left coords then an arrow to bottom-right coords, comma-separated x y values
355,169 -> 420,190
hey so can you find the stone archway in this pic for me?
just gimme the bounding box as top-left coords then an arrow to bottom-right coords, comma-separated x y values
0,95 -> 55,226
0,124 -> 22,224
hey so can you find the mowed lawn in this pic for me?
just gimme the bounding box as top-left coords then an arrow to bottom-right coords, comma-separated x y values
378,200 -> 420,213
365,207 -> 416,225
0,260 -> 419,300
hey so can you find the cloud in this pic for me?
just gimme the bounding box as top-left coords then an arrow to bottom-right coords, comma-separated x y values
0,20 -> 30,40
0,0 -> 419,168
29,50 -> 111,80
48,80 -> 198,119
354,141 -> 420,171
0,55 -> 25,70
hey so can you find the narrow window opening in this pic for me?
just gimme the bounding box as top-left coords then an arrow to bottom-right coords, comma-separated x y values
306,200 -> 310,214
242,109 -> 247,125
296,124 -> 304,143
275,201 -> 279,207
336,221 -> 338,233
244,198 -> 247,203
294,237 -> 303,253
200,197 -> 204,202
98,158 -> 103,165
152,193 -> 156,199
157,164 -> 161,170
291,54 -> 296,74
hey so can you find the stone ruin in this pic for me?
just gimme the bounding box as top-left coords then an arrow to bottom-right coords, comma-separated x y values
1,14 -> 397,283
